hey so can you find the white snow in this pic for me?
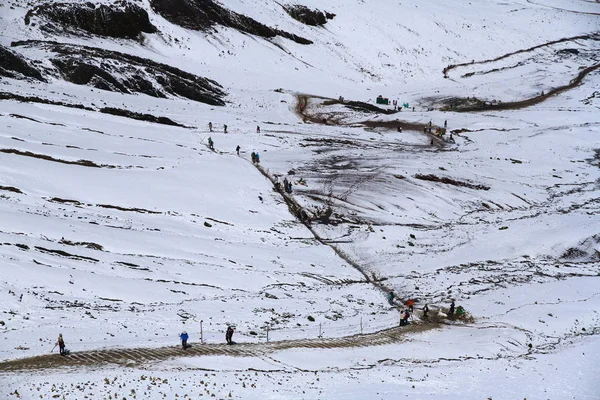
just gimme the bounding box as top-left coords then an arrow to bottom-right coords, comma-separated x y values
1,0 -> 599,398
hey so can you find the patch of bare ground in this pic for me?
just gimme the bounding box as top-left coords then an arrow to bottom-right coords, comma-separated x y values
34,246 -> 99,262
59,238 -> 104,251
296,95 -> 433,140
0,148 -> 140,169
47,197 -> 83,206
96,204 -> 161,214
414,174 -> 490,190
0,185 -> 23,194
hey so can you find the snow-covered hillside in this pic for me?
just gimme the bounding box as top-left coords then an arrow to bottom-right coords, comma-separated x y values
1,0 -> 599,399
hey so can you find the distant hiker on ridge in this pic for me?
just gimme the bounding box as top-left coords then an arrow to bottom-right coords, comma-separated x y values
208,137 -> 214,150
449,300 -> 455,316
256,125 -> 261,133
226,326 -> 235,345
208,122 -> 213,132
387,291 -> 394,305
423,303 -> 429,318
56,334 -> 66,356
180,331 -> 189,350
236,145 -> 240,156
223,124 -> 228,133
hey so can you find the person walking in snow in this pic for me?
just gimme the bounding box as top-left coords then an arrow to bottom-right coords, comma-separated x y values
449,300 -> 455,317
226,326 -> 235,345
251,152 -> 257,163
400,310 -> 410,326
57,333 -> 66,356
208,137 -> 214,150
223,124 -> 228,133
423,304 -> 429,318
236,145 -> 240,156
256,125 -> 261,133
444,120 -> 447,128
387,291 -> 394,305
407,299 -> 415,312
208,122 -> 213,132
180,331 -> 189,350
255,152 -> 260,164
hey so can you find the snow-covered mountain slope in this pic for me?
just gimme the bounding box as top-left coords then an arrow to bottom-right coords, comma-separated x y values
1,0 -> 599,399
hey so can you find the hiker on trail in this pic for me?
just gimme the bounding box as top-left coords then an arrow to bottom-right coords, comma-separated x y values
223,124 -> 228,133
449,300 -> 456,316
255,152 -> 260,164
430,139 -> 434,145
57,334 -> 66,356
387,291 -> 394,305
283,178 -> 289,192
208,137 -> 214,150
236,145 -> 240,156
429,121 -> 432,129
180,331 -> 189,350
449,133 -> 454,142
251,152 -> 256,163
286,181 -> 293,193
256,125 -> 260,133
400,310 -> 410,326
397,125 -> 402,132
444,120 -> 447,128
19,294 -> 23,302
407,299 -> 415,312
226,326 -> 235,345
423,304 -> 429,318
412,107 -> 415,112
208,122 -> 213,132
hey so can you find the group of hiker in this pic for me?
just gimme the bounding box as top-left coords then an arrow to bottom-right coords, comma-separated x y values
208,122 -> 261,135
388,291 -> 464,326
53,296 -> 464,357
177,326 -> 235,349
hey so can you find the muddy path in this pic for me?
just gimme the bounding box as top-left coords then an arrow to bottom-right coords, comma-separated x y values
444,61 -> 600,112
443,33 -> 598,78
0,323 -> 438,372
294,94 -> 445,146
442,33 -> 600,112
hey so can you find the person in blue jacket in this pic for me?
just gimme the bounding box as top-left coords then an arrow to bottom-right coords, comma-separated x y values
180,331 -> 189,350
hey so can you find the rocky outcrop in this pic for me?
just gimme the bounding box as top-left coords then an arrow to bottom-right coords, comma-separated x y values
25,2 -> 157,39
0,45 -> 45,81
150,0 -> 312,45
283,5 -> 335,26
12,41 -> 226,106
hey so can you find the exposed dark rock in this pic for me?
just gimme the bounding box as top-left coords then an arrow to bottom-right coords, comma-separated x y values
414,174 -> 490,190
12,40 -> 226,106
25,2 -> 157,39
150,0 -> 312,45
0,45 -> 45,81
283,5 -> 335,26
0,91 -> 190,128
100,107 -> 186,127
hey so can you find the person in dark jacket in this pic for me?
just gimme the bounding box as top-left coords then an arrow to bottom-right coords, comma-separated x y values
226,326 -> 235,345
236,145 -> 240,156
57,334 -> 66,355
400,310 -> 410,326
449,300 -> 455,316
180,331 -> 189,349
